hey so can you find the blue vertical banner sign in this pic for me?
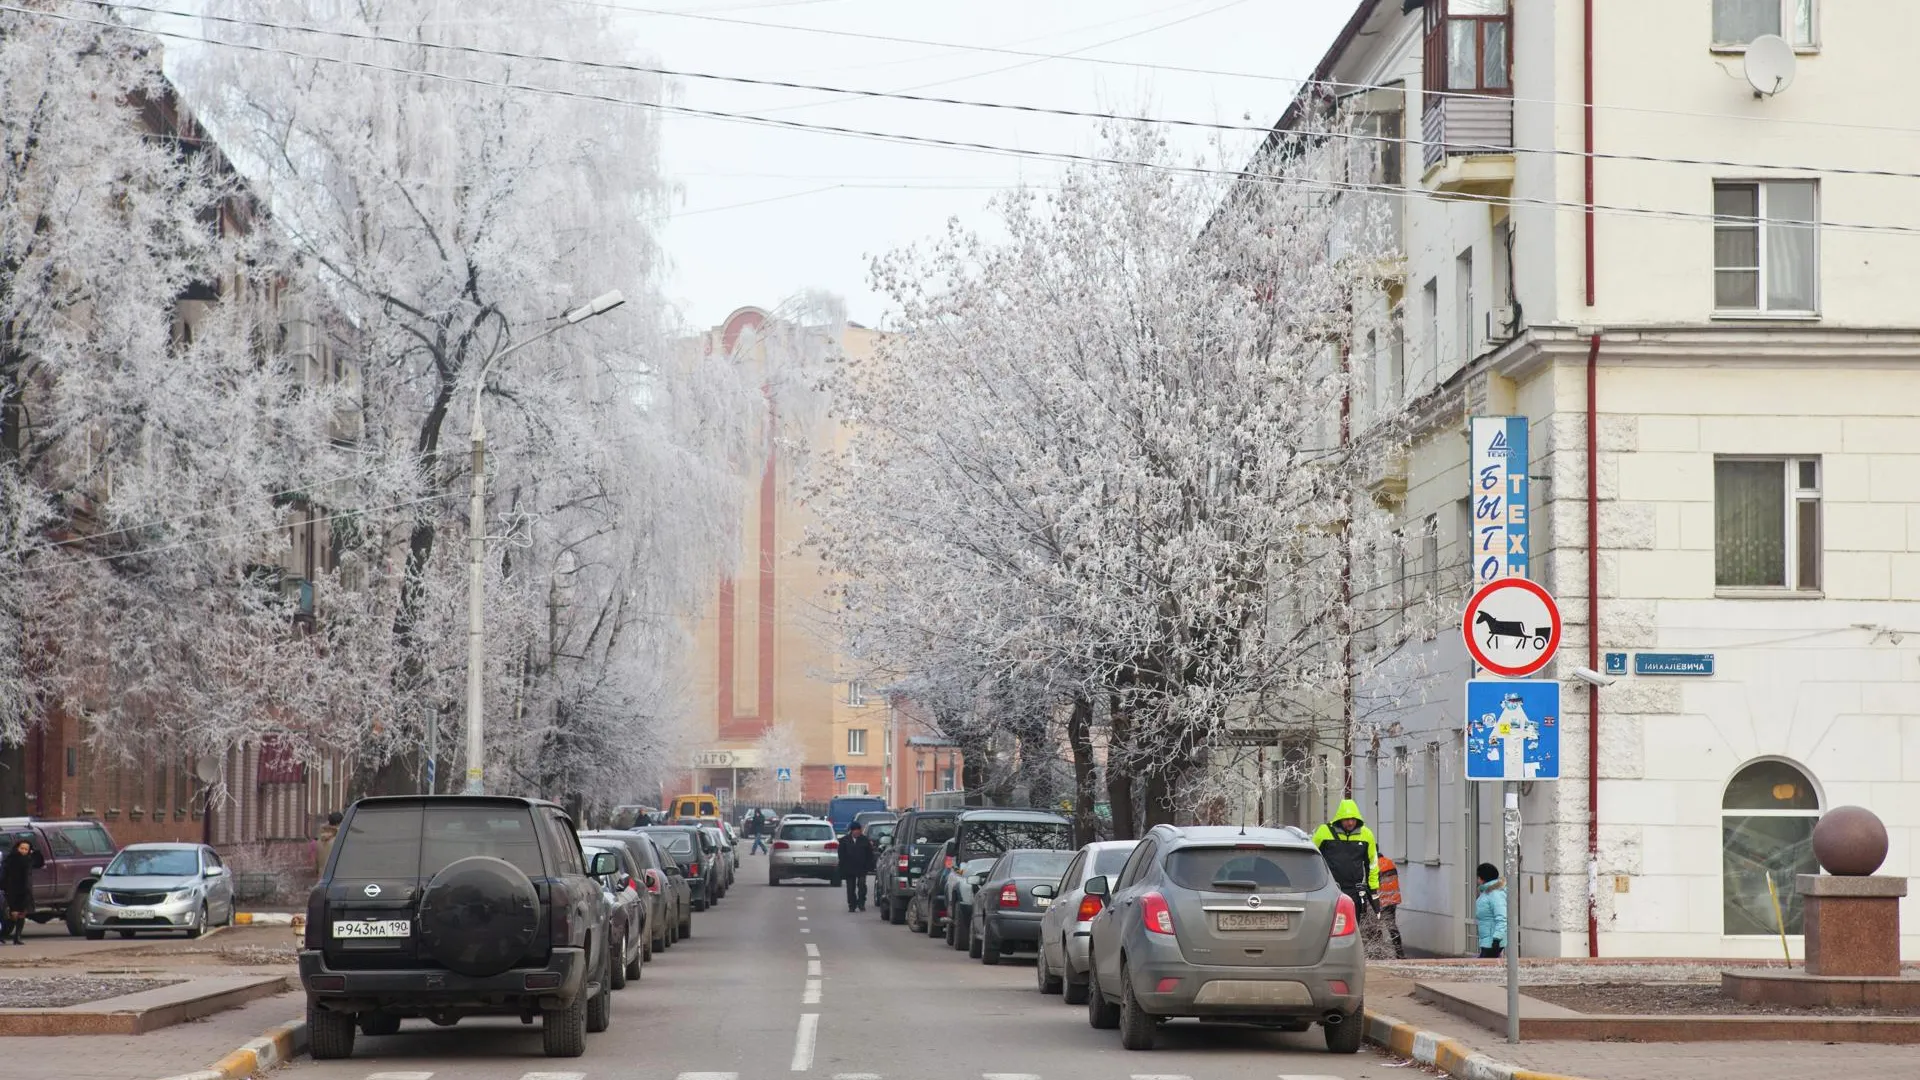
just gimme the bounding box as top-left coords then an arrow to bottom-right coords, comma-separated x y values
1470,416 -> 1531,584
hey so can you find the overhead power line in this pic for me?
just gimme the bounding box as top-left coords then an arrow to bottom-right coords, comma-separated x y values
80,0 -> 1920,186
15,2 -> 1920,239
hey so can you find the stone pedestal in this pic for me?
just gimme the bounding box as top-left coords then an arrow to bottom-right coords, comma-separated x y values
1799,874 -> 1908,978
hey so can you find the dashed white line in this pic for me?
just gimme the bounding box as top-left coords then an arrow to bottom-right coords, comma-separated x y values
803,977 -> 823,1004
676,1074 -> 740,1080
798,915 -> 808,921
518,1073 -> 587,1080
805,943 -> 820,957
982,1074 -> 1042,1080
791,1012 -> 819,1071
830,1074 -> 880,1080
366,1073 -> 435,1080
807,959 -> 822,976
1131,1074 -> 1195,1080
800,928 -> 811,933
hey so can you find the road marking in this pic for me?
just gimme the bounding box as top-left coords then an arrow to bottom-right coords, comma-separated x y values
1132,1075 -> 1194,1080
366,1073 -> 434,1080
806,943 -> 819,957
798,916 -> 808,921
983,1074 -> 1042,1080
807,959 -> 822,976
803,977 -> 822,1004
676,1074 -> 740,1080
1276,1076 -> 1350,1080
791,1012 -> 819,1071
518,1074 -> 586,1080
800,928 -> 811,933
831,1074 -> 881,1080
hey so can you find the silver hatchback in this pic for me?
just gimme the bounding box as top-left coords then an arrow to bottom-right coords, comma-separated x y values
768,819 -> 840,885
1083,825 -> 1365,1054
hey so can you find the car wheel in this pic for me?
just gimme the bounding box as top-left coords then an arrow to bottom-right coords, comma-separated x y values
609,932 -> 628,990
187,904 -> 208,939
768,871 -> 781,886
625,939 -> 644,983
953,906 -> 972,951
679,912 -> 693,939
65,896 -> 90,937
945,910 -> 958,947
693,896 -> 708,912
358,1011 -> 402,1037
119,930 -> 136,939
1063,962 -> 1089,1004
969,924 -> 985,960
1037,946 -> 1063,994
1086,961 -> 1120,1030
586,951 -> 613,1034
876,895 -> 889,921
84,929 -> 105,941
890,895 -> 908,925
981,925 -> 1002,965
541,991 -> 587,1057
1324,1006 -> 1365,1054
309,1004 -> 357,1060
1118,964 -> 1157,1050
829,875 -> 841,887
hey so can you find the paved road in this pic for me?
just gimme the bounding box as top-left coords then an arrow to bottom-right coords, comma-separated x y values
278,853 -> 1397,1080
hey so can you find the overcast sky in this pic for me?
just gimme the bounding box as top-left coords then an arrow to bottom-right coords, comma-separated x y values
624,0 -> 1357,329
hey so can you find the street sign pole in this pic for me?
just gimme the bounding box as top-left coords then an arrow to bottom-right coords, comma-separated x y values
1504,784 -> 1521,1043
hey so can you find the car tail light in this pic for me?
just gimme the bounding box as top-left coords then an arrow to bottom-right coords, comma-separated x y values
643,870 -> 662,895
897,854 -> 910,871
551,892 -> 574,943
825,841 -> 839,850
1141,892 -> 1175,935
689,861 -> 700,877
943,854 -> 954,869
1076,895 -> 1103,922
998,883 -> 1020,908
1331,892 -> 1358,938
772,841 -> 790,850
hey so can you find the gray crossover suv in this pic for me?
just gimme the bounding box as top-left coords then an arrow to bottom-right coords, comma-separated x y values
1083,824 -> 1365,1054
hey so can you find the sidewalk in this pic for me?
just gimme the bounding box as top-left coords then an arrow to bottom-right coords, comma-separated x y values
3,989 -> 301,1080
1369,972 -> 1920,1080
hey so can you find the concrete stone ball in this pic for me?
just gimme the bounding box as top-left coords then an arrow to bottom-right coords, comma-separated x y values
1812,805 -> 1889,877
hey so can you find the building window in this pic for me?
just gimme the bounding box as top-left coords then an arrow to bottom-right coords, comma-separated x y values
846,680 -> 869,707
1715,457 -> 1821,591
1421,743 -> 1442,862
1713,0 -> 1816,48
1387,313 -> 1405,406
1422,278 -> 1439,382
1393,746 -> 1411,861
1714,181 -> 1818,314
845,782 -> 869,795
1454,248 -> 1475,367
847,728 -> 868,756
1723,759 -> 1820,934
1425,0 -> 1511,93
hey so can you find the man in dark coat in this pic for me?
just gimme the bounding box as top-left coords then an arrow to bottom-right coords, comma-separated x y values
837,822 -> 877,912
1,837 -> 43,945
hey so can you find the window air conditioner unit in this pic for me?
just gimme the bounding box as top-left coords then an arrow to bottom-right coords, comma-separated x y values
1486,305 -> 1519,343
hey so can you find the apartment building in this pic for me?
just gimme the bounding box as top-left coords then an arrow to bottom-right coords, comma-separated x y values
1262,0 -> 1920,959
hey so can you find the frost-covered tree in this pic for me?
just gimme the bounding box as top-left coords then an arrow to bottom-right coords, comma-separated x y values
179,1 -> 769,804
818,119 -> 1417,836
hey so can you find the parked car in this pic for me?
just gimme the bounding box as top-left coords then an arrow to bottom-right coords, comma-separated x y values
81,842 -> 235,940
299,795 -> 619,1060
905,838 -> 956,936
698,825 -> 734,896
945,856 -> 999,952
1083,824 -> 1365,1054
643,834 -> 695,944
768,818 -> 839,886
969,848 -> 1075,965
852,810 -> 896,834
878,809 -> 958,925
945,809 -> 1073,953
638,825 -> 720,913
827,794 -> 887,834
608,805 -> 661,829
579,830 -> 676,957
721,822 -> 741,870
1035,840 -> 1139,1002
0,817 -> 121,936
579,840 -> 646,989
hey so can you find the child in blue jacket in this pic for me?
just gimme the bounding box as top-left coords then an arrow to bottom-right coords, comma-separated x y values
1475,862 -> 1508,958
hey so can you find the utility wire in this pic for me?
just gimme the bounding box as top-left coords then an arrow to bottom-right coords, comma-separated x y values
82,0 -> 1920,185
19,3 -> 1920,239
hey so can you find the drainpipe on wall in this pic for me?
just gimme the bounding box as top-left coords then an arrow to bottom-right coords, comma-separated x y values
1583,0 -> 1603,961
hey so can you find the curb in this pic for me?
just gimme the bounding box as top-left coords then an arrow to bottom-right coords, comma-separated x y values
152,1017 -> 305,1080
232,912 -> 301,927
1364,1009 -> 1593,1080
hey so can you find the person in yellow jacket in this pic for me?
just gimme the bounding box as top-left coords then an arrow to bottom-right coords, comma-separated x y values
1311,799 -> 1379,914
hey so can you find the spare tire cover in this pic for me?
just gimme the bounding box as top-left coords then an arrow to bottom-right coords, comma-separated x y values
417,856 -> 540,977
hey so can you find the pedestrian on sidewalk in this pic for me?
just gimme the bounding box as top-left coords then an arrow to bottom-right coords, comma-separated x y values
1311,799 -> 1379,916
1370,854 -> 1407,959
1475,862 -> 1507,959
748,811 -> 769,855
838,821 -> 876,912
2,837 -> 42,945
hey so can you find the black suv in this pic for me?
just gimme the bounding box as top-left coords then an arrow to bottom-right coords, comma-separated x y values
876,809 -> 957,925
299,796 -> 619,1059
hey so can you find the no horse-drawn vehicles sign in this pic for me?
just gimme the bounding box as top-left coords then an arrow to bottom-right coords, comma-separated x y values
1461,577 -> 1562,678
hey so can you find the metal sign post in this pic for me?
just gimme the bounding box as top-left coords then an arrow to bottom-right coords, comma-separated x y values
1504,786 -> 1521,1044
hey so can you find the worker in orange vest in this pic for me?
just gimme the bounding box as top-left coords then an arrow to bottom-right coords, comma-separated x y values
1372,855 -> 1406,959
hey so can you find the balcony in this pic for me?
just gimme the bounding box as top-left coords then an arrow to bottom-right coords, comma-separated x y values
1421,95 -> 1515,197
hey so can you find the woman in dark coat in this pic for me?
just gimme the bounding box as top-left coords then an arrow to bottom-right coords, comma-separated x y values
1,837 -> 40,945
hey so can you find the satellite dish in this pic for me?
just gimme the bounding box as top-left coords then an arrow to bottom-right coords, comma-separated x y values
1744,34 -> 1797,97
194,756 -> 222,784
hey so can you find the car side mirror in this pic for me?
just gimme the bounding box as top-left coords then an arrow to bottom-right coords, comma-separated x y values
89,865 -> 104,876
1032,884 -> 1056,899
203,866 -> 222,878
1084,875 -> 1110,898
588,851 -> 620,877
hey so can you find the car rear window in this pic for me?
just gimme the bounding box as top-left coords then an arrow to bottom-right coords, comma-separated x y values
1093,847 -> 1135,876
1166,846 -> 1328,891
868,824 -> 896,846
961,819 -> 1071,855
332,804 -> 546,879
645,830 -> 695,854
779,823 -> 835,841
907,817 -> 956,844
1006,850 -> 1073,877
67,825 -> 116,855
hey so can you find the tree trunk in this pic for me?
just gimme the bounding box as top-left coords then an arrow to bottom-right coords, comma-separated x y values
1105,690 -> 1136,840
1142,765 -> 1174,829
1068,695 -> 1097,847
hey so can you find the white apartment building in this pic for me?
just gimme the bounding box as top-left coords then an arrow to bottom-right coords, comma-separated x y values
1266,0 -> 1920,959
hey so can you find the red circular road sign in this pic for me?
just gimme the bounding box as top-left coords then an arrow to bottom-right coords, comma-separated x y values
1462,578 -> 1562,678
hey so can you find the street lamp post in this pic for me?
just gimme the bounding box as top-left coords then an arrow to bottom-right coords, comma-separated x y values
463,290 -> 626,795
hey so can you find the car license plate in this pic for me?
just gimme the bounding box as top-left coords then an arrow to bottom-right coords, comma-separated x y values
1216,911 -> 1290,931
1036,897 -> 1052,908
333,919 -> 411,938
118,909 -> 153,919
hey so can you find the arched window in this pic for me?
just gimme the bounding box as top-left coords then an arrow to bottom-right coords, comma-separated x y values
1722,759 -> 1821,935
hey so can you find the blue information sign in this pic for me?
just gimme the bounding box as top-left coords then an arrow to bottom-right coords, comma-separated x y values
833,764 -> 848,782
1635,652 -> 1714,676
1465,679 -> 1561,782
1604,652 -> 1628,676
775,767 -> 792,783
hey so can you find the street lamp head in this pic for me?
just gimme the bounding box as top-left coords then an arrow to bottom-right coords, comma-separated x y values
567,289 -> 626,324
